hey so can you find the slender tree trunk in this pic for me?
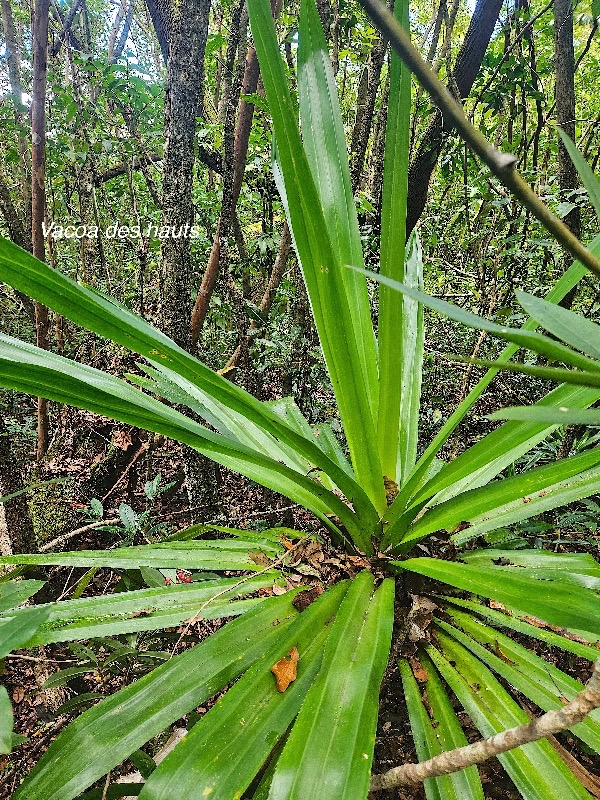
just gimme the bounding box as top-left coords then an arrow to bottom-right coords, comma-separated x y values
1,0 -> 23,110
406,0 -> 503,235
226,222 -> 293,370
190,0 -> 283,341
158,0 -> 210,350
32,0 -> 50,461
554,0 -> 580,311
0,415 -> 37,556
350,30 -> 387,192
554,0 -> 580,242
190,0 -> 252,340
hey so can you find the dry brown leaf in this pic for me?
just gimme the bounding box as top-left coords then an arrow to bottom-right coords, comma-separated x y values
409,657 -> 429,683
271,646 -> 299,692
292,585 -> 323,612
12,686 -> 25,703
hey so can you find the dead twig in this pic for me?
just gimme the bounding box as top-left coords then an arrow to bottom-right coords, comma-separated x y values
40,517 -> 120,552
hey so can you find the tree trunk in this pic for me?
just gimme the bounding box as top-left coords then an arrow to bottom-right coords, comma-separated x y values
1,0 -> 23,112
158,0 -> 210,350
406,0 -> 503,235
0,415 -> 37,555
190,0 -> 284,342
31,0 -> 50,461
554,0 -> 580,310
350,26 -> 387,192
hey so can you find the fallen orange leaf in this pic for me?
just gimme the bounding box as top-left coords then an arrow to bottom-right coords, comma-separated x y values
271,646 -> 299,692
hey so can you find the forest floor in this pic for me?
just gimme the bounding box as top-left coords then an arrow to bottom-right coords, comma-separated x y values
1,406 -> 599,799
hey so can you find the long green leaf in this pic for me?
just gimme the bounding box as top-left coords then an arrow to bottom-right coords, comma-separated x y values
428,637 -> 590,800
298,0 -> 379,420
409,384 -> 600,508
399,656 -> 484,800
0,540 -> 280,570
267,572 -> 394,800
0,237 -> 378,533
402,448 -> 600,546
10,574 -> 275,645
557,127 -> 600,221
387,235 -> 600,518
394,556 -> 600,636
248,0 -> 385,518
385,382 -> 600,546
352,267 -> 600,374
135,365 -> 311,476
377,0 -> 413,481
516,289 -> 600,361
461,549 -> 600,584
489,406 -> 600,424
0,606 -> 51,658
438,610 -> 600,753
138,581 -> 349,800
440,596 -> 600,660
13,593 -> 301,800
0,687 -> 12,755
397,235 -> 425,483
0,579 -> 45,613
0,334 -> 367,542
446,355 -> 600,388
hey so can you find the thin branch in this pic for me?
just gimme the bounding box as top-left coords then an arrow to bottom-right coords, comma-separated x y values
356,0 -> 600,279
370,660 -> 600,791
39,517 -> 120,552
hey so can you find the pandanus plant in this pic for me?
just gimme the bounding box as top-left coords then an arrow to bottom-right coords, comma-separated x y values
1,0 -> 600,798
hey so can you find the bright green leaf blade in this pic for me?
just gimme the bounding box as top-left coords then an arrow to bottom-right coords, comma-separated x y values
298,0 -> 379,421
387,379 -> 600,543
516,289 -> 600,361
0,686 -> 13,755
397,235 -> 425,483
0,607 -> 51,659
268,572 -> 395,800
489,406 -> 600,424
461,549 -> 600,583
72,785 -> 142,800
377,0 -> 412,481
404,447 -> 600,546
438,610 -> 600,753
399,656 -> 484,800
428,637 -> 590,800
13,593 -> 301,800
0,580 -> 45,613
393,556 -> 600,636
399,659 -> 443,800
446,354 -> 600,388
0,334 -> 364,541
557,127 -> 600,221
138,582 -> 349,800
387,237 -> 600,519
0,237 -> 376,530
138,365 -> 311,476
0,540 -> 280,570
13,574 -> 276,645
440,596 -> 600,661
352,266 -> 600,374
410,383 -> 600,508
248,0 -> 385,520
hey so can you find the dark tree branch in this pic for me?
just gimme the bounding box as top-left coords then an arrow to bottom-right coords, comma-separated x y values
405,0 -> 503,235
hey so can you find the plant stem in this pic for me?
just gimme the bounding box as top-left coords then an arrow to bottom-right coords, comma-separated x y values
356,0 -> 600,279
